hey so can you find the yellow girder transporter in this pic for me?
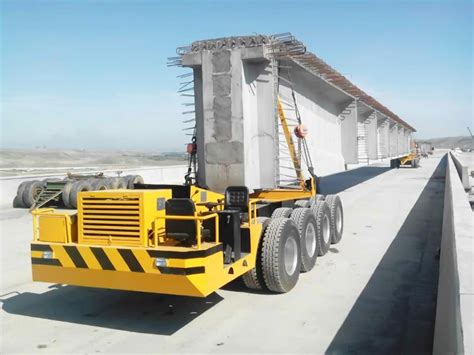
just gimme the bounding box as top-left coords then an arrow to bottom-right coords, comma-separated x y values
390,141 -> 421,169
30,97 -> 345,297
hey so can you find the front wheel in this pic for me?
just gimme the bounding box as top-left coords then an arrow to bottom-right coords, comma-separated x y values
261,218 -> 301,293
242,217 -> 270,291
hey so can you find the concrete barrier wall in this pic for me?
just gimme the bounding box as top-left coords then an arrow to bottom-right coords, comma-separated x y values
0,165 -> 188,209
433,154 -> 473,354
451,152 -> 471,190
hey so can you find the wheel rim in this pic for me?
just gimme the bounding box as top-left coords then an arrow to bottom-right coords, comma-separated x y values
336,206 -> 342,234
284,236 -> 298,276
323,214 -> 330,244
305,223 -> 316,257
33,187 -> 42,199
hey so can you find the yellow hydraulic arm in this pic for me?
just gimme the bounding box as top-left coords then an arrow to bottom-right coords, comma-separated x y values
277,97 -> 304,186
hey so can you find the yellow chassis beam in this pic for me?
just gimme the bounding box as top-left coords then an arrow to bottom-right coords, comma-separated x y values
31,227 -> 261,297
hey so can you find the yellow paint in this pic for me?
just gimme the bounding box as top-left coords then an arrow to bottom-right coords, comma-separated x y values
30,182 -> 312,297
50,245 -> 75,268
79,247 -> 102,270
277,97 -> 304,185
102,247 -> 130,272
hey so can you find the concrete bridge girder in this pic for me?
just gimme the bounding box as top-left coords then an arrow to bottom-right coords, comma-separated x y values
355,101 -> 374,163
181,37 -> 415,191
389,121 -> 399,157
339,100 -> 358,165
278,58 -> 354,178
376,114 -> 390,159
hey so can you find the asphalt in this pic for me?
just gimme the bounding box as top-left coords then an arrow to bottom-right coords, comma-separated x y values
0,152 -> 446,354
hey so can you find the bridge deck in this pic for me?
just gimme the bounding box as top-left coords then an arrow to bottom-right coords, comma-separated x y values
0,153 -> 445,353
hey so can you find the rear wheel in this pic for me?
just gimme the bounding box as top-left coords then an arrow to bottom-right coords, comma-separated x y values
14,181 -> 30,208
325,195 -> 344,244
290,208 -> 318,272
242,217 -> 270,290
13,195 -> 24,208
105,178 -> 119,189
22,180 -> 44,208
90,179 -> 108,191
293,200 -> 310,208
90,179 -> 107,191
116,178 -> 127,189
312,201 -> 331,256
125,175 -> 144,189
62,182 -> 74,209
69,180 -> 93,209
271,207 -> 293,218
309,194 -> 324,208
261,218 -> 301,293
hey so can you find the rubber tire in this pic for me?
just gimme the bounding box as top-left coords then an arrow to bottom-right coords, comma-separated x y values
105,178 -> 119,189
62,182 -> 74,209
69,180 -> 93,209
261,218 -> 301,293
294,200 -> 310,208
125,175 -> 144,189
14,181 -> 30,208
311,200 -> 332,256
325,194 -> 344,244
271,207 -> 293,218
309,194 -> 324,208
290,208 -> 318,272
13,194 -> 24,208
22,180 -> 44,208
116,178 -> 127,189
242,217 -> 270,290
90,179 -> 108,191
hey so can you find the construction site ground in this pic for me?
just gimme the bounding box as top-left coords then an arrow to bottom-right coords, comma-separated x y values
0,152 -> 446,354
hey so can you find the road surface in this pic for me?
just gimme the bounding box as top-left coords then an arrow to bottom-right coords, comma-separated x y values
0,153 -> 446,354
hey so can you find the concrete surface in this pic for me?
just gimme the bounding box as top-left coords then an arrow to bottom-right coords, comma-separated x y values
0,165 -> 187,210
0,153 -> 446,353
433,153 -> 474,354
451,152 -> 471,190
455,151 -> 474,189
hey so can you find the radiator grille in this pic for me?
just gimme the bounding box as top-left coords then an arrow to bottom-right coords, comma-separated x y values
80,196 -> 142,245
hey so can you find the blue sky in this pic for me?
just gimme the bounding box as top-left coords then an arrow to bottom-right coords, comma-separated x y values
1,0 -> 472,151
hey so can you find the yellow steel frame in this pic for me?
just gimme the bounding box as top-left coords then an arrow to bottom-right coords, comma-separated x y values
153,213 -> 219,249
277,97 -> 305,188
30,181 -> 316,297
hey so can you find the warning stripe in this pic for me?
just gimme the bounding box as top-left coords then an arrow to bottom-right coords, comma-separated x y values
117,249 -> 144,273
64,246 -> 88,269
90,247 -> 115,271
31,258 -> 61,266
31,244 -> 206,275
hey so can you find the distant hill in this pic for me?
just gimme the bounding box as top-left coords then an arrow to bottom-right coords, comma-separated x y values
421,136 -> 473,149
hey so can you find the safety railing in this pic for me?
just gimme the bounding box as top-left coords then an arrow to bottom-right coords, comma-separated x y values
153,213 -> 219,249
